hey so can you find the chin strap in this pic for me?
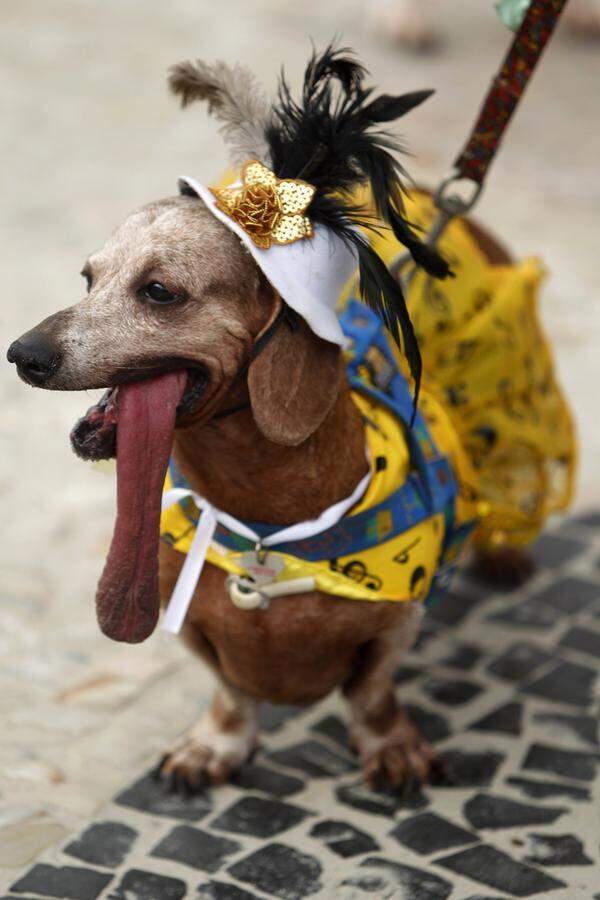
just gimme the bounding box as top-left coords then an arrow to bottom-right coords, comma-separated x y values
211,303 -> 299,422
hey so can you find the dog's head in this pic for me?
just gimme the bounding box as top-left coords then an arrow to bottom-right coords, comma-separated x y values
7,194 -> 341,449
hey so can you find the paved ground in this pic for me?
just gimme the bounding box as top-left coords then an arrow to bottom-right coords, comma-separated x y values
0,0 -> 599,895
4,512 -> 600,898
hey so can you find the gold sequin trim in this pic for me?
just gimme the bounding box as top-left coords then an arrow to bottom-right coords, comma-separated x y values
211,159 -> 315,250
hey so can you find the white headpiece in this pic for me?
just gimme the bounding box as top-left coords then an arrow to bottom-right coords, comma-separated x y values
170,44 -> 450,391
179,173 -> 357,347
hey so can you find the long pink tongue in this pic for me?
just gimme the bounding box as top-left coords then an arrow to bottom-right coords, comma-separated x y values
96,371 -> 187,643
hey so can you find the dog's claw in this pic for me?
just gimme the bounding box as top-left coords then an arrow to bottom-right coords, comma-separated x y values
166,771 -> 180,794
428,756 -> 450,786
151,754 -> 170,782
399,775 -> 418,798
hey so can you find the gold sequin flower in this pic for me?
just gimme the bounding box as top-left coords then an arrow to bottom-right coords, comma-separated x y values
211,160 -> 316,250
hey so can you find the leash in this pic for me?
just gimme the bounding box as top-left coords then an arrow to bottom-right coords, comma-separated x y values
391,0 -> 569,278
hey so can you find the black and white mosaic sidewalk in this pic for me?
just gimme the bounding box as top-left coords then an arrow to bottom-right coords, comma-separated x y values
5,513 -> 600,899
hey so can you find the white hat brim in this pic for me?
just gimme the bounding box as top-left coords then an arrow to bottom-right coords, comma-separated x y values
179,176 -> 358,347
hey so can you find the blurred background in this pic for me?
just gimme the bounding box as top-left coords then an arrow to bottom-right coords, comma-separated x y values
0,0 -> 598,886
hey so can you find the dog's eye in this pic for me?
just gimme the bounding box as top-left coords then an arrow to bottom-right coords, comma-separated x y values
141,282 -> 179,305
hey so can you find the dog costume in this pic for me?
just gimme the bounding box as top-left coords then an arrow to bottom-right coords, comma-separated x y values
159,47 -> 575,629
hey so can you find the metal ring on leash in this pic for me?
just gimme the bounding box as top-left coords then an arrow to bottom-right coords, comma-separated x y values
389,171 -> 483,284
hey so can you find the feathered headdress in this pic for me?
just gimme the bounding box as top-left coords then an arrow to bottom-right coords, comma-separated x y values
169,44 -> 450,401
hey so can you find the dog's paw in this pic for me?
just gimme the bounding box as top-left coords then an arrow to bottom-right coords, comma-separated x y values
154,710 -> 257,792
472,546 -> 534,589
352,711 -> 439,788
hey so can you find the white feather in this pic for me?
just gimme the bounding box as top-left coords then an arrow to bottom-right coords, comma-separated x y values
169,60 -> 272,167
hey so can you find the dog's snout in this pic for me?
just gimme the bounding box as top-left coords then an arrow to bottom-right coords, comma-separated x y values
7,332 -> 62,386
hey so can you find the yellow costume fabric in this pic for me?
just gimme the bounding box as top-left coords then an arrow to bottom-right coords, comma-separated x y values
161,386 -> 448,603
344,189 -> 577,551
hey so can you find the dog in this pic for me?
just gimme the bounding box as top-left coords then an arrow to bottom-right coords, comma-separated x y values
7,46 -> 575,790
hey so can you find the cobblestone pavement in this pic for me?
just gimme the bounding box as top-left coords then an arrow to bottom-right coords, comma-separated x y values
1,0 -> 599,895
3,511 -> 600,898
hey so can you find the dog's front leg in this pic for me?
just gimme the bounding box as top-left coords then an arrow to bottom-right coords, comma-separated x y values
159,682 -> 258,788
343,601 -> 437,787
157,680 -> 258,789
156,628 -> 258,789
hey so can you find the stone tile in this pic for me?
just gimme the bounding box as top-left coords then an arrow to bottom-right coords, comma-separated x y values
506,776 -> 590,802
487,599 -> 557,630
197,881 -> 262,899
0,817 -> 67,869
423,676 -> 483,706
404,703 -> 451,743
309,819 -> 380,857
310,714 -> 349,749
336,779 -> 428,818
411,623 -> 440,652
559,624 -> 600,658
521,660 -> 597,706
115,771 -> 212,821
464,793 -> 566,830
469,701 -> 523,736
533,711 -> 599,745
10,863 -> 112,899
440,643 -> 482,671
523,833 -> 593,867
435,750 -> 505,787
342,856 -> 452,900
231,763 -> 304,798
530,533 -> 585,568
108,868 -> 187,899
426,591 -> 483,626
390,812 -> 478,855
522,742 -> 600,782
267,740 -> 356,778
533,576 -> 600,614
64,821 -> 137,869
210,796 -> 311,838
393,664 -> 423,684
228,843 -> 322,900
151,825 -> 240,873
258,703 -> 301,734
487,642 -> 553,682
571,511 -> 600,529
435,844 -> 566,896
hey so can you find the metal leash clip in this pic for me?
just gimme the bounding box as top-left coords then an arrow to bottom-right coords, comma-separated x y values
389,169 -> 483,284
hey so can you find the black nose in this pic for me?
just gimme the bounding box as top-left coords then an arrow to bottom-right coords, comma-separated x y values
7,332 -> 62,386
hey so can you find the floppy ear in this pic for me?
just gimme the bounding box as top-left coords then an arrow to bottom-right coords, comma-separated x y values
248,295 -> 341,446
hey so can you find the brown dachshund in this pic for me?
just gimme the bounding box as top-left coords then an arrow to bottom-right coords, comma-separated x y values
6,188 -> 534,789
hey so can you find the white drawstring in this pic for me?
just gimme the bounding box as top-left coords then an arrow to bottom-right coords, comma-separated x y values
160,463 -> 371,633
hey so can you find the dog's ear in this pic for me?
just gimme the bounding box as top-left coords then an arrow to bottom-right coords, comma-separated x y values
248,294 -> 341,446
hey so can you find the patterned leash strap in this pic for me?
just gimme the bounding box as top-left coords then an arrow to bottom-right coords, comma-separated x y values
453,0 -> 569,186
391,0 -> 569,279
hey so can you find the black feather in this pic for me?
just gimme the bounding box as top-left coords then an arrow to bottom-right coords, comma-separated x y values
361,89 -> 435,124
264,43 -> 449,408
